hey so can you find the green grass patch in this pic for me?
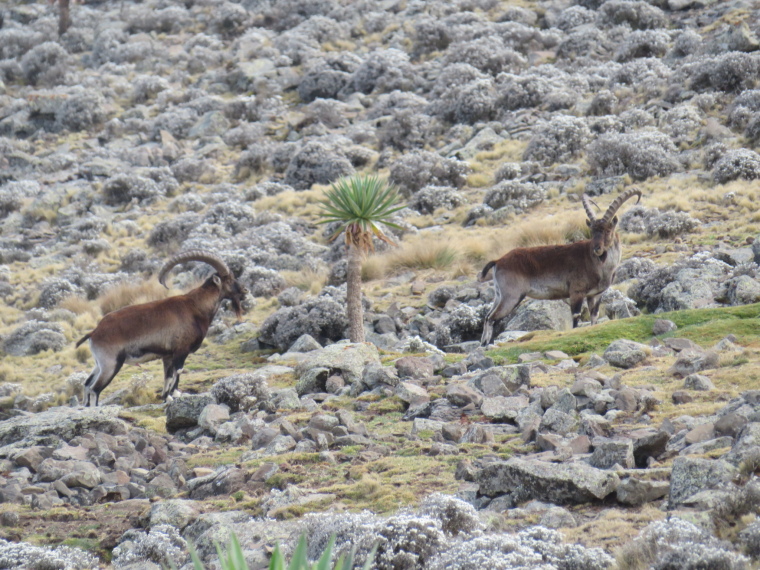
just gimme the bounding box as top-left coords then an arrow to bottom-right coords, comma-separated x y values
489,303 -> 760,363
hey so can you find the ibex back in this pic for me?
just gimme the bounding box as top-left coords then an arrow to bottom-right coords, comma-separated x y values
479,188 -> 642,346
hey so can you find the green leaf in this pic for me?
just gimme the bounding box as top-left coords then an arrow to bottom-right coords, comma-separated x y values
269,545 -> 286,570
314,535 -> 336,570
288,535 -> 308,570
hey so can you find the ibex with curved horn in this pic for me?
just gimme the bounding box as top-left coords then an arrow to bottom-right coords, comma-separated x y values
479,188 -> 642,346
76,250 -> 248,406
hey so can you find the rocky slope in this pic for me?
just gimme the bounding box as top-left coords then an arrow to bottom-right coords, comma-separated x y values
2,0 -> 760,568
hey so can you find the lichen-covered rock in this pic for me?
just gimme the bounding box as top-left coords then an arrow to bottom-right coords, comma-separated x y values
2,320 -> 67,356
603,339 -> 649,369
476,458 -> 619,504
112,524 -> 189,568
0,538 -> 99,570
668,456 -> 736,506
165,394 -> 215,432
294,342 -> 380,387
211,373 -> 269,413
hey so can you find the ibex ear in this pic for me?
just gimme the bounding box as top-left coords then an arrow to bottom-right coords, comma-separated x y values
212,275 -> 222,288
586,218 -> 592,227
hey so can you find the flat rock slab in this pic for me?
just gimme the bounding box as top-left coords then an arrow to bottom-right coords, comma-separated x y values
476,457 -> 619,504
0,406 -> 128,457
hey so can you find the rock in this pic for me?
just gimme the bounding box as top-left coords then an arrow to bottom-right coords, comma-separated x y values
725,423 -> 760,465
588,439 -> 635,469
446,384 -> 483,407
614,387 -> 639,412
603,339 -> 649,369
668,456 -> 736,506
570,377 -> 602,399
540,506 -> 577,529
270,389 -> 300,410
0,406 -> 128,456
684,423 -> 715,445
672,390 -> 694,405
539,409 -> 579,436
664,338 -> 700,352
683,374 -> 714,391
476,458 -> 620,504
616,477 -> 670,506
395,356 -> 435,379
545,350 -> 570,360
12,447 -> 50,471
189,468 -> 247,500
360,362 -> 399,392
166,394 -> 215,432
653,319 -> 677,335
149,499 -> 202,531
396,382 -> 430,405
211,373 -> 269,413
669,349 -> 719,377
197,404 -> 230,433
294,342 -> 380,387
288,334 -> 322,353
629,429 -> 670,467
715,413 -> 748,438
481,396 -> 529,422
505,300 -> 572,331
295,367 -> 330,396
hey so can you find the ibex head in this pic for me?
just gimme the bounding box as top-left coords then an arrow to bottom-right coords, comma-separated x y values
158,250 -> 248,318
582,188 -> 642,257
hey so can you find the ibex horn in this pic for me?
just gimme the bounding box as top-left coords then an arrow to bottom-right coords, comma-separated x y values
601,188 -> 642,224
158,250 -> 231,288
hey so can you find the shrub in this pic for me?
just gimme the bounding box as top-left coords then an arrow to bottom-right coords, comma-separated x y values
128,6 -> 189,34
0,28 -> 45,60
494,163 -> 522,182
523,115 -> 591,165
55,87 -> 106,132
672,30 -> 702,57
451,78 -> 498,124
378,109 -> 433,151
102,174 -> 163,205
587,130 -> 679,181
148,213 -> 202,250
660,104 -> 703,144
241,266 -> 288,298
444,37 -> 526,75
209,2 -> 250,38
389,151 -> 469,196
483,181 -> 545,212
20,41 -> 69,86
713,149 -> 760,184
555,6 -> 596,31
113,525 -> 189,568
619,206 -> 700,238
598,1 -> 668,30
152,107 -> 199,140
556,27 -> 611,61
588,90 -> 618,116
132,75 -> 169,103
689,52 -> 760,93
351,49 -> 415,95
413,16 -> 451,56
264,0 -> 339,32
2,321 -> 67,356
409,186 -> 466,214
614,30 -> 670,62
283,141 -> 355,190
497,73 -> 553,110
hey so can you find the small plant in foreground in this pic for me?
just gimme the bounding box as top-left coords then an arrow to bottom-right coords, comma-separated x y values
176,533 -> 376,570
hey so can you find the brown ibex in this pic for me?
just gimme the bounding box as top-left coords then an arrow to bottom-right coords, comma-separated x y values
479,188 -> 642,346
76,250 -> 248,406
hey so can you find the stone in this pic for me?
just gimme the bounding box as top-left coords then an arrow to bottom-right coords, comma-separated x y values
149,499 -> 201,531
288,334 -> 322,353
588,439 -> 635,469
545,351 -> 570,360
684,423 -> 715,445
189,468 -> 246,500
539,409 -> 579,436
629,429 -> 670,467
519,352 -> 543,363
446,384 -> 483,407
603,339 -> 648,369
264,435 -> 297,455
669,349 -> 719,377
668,456 -> 736,506
294,342 -> 380,387
539,506 -> 577,529
549,389 -> 577,414
198,404 -> 230,433
325,375 -> 345,394
653,319 -> 677,335
396,382 -> 430,405
481,395 -> 529,422
395,356 -> 435,379
672,390 -> 694,405
270,389 -> 300,410
12,447 -> 49,472
505,300 -> 572,332
360,362 -> 399,392
725,423 -> 760,465
0,406 -> 128,455
664,338 -> 700,352
683,374 -> 714,391
614,387 -> 638,412
476,458 -> 619,504
295,367 -> 330,396
715,413 -> 748,438
570,377 -> 603,399
166,395 -> 214,432
616,478 -> 670,506
60,462 -> 102,489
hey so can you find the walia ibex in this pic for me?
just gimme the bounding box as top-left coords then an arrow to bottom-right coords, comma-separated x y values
479,187 -> 642,346
76,250 -> 248,406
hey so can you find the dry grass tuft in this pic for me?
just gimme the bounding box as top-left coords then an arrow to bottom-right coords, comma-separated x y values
98,280 -> 171,315
383,237 -> 460,272
281,267 -> 328,294
361,256 -> 387,281
513,213 -> 589,248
